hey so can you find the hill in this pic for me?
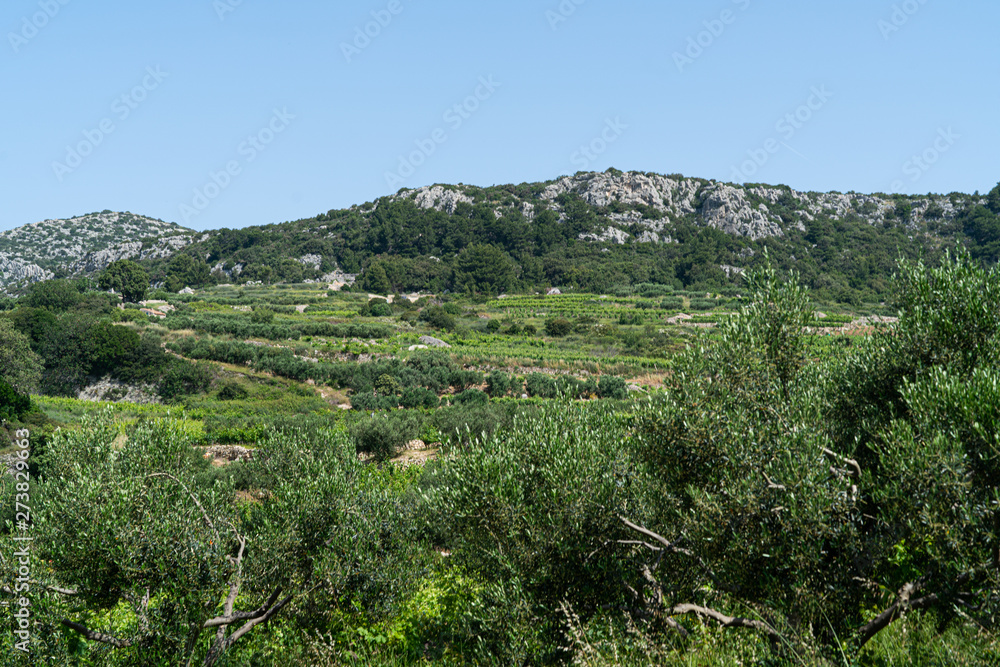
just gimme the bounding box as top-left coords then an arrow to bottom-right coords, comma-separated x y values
150,170 -> 996,304
3,171 -> 998,302
0,211 -> 199,293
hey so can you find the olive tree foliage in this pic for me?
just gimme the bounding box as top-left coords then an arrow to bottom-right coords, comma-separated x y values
419,402 -> 644,663
2,413 -> 420,665
618,254 -> 999,658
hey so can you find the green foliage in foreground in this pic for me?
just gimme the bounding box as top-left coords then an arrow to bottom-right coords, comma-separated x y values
2,250 -> 998,665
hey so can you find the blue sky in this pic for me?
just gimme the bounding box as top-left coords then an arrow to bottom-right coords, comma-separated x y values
2,0 -> 997,232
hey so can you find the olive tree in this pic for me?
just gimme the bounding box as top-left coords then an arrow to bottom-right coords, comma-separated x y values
6,412 -> 419,665
617,254 -> 999,658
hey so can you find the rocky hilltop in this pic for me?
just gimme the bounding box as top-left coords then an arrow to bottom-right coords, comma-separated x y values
0,212 -> 198,293
1,170 -> 989,296
398,171 -> 968,245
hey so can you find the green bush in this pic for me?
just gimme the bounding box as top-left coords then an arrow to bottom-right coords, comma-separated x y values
351,391 -> 397,412
688,298 -> 717,311
360,298 -> 392,317
452,388 -> 488,406
486,371 -> 516,398
419,402 -> 639,660
159,361 -> 213,401
448,370 -> 482,392
217,381 -> 250,401
545,318 -> 572,337
250,307 -> 275,324
525,373 -> 557,398
399,387 -> 440,409
597,376 -> 628,400
419,305 -> 455,331
431,404 -> 515,446
349,411 -> 422,460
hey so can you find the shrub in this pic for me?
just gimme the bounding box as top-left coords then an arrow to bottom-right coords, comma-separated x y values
399,387 -> 440,409
361,298 -> 392,317
159,361 -> 213,401
431,404 -> 513,446
448,370 -> 482,392
688,298 -> 717,311
525,373 -> 557,399
452,388 -> 488,406
250,307 -> 275,324
351,392 -> 397,412
545,318 -> 572,337
597,376 -> 628,400
217,381 -> 249,401
375,373 -> 402,397
350,411 -> 422,460
486,371 -> 516,398
420,306 -> 456,331
419,402 -> 638,660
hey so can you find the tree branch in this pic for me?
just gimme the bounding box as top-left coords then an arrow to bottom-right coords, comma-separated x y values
668,603 -> 782,641
856,581 -> 938,648
618,517 -> 692,556
763,472 -> 786,491
202,588 -> 282,629
61,620 -> 133,648
822,448 -> 862,478
620,516 -> 739,594
203,593 -> 294,667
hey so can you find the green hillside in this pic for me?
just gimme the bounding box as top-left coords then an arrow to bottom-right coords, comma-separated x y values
141,170 -> 1000,305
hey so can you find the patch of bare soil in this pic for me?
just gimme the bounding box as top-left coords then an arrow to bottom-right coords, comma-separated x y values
199,444 -> 253,467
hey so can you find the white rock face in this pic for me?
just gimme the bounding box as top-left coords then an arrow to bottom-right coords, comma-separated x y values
0,256 -> 52,284
409,186 -> 474,214
579,227 -> 631,244
541,172 -> 700,218
701,184 -> 784,240
298,254 -> 323,271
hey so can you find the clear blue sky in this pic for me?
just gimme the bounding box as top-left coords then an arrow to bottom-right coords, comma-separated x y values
2,0 -> 997,232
